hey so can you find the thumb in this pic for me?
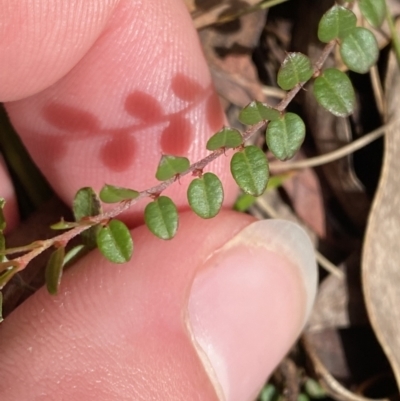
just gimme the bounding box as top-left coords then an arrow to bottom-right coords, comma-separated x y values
0,212 -> 317,401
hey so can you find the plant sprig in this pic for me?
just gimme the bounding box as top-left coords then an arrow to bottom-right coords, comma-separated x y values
0,1 -> 387,298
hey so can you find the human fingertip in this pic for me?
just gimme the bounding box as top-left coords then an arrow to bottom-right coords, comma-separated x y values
187,219 -> 317,401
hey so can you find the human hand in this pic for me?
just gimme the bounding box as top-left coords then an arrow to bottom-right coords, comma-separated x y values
0,1 -> 317,400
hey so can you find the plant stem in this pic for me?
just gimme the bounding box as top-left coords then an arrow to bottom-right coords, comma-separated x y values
0,39 -> 337,289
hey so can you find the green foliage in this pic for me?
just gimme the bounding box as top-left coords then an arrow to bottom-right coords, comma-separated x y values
234,193 -> 257,212
45,246 -> 65,295
313,68 -> 355,117
304,378 -> 327,399
62,244 -> 87,267
0,198 -> 5,232
340,27 -> 379,73
99,184 -> 139,203
318,5 -> 357,42
266,113 -> 305,160
96,219 -> 133,263
239,101 -> 281,125
0,266 -> 18,290
51,220 -> 79,230
73,187 -> 102,249
73,187 -> 102,221
233,173 -> 291,212
359,0 -> 386,28
206,127 -> 243,150
155,155 -> 190,181
0,233 -> 5,264
0,0 -> 386,301
231,146 -> 269,196
187,172 -> 224,218
144,196 -> 178,240
277,52 -> 314,90
257,383 -> 279,401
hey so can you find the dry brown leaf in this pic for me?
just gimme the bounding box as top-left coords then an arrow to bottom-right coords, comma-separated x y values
199,4 -> 266,107
362,49 -> 400,390
302,333 -> 390,401
308,252 -> 369,332
189,0 -> 262,30
281,153 -> 326,238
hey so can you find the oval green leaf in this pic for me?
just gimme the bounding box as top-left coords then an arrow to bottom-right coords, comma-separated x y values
359,0 -> 386,28
73,187 -> 102,249
340,27 -> 379,74
239,101 -> 281,125
233,193 -> 256,212
144,196 -> 178,240
187,172 -> 224,219
313,68 -> 355,117
206,127 -> 243,151
266,113 -> 305,161
45,246 -> 66,295
277,53 -> 314,90
318,5 -> 357,42
230,146 -> 269,196
155,155 -> 190,181
97,219 -> 133,263
0,233 -> 5,263
73,187 -> 101,221
0,198 -> 5,232
99,184 -> 139,203
51,219 -> 79,230
62,244 -> 88,268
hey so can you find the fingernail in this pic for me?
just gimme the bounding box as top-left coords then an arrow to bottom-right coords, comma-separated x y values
187,220 -> 317,401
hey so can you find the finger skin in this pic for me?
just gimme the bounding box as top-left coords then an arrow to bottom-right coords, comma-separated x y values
0,211 -> 255,401
4,0 -> 235,226
0,0 -> 119,101
0,157 -> 19,231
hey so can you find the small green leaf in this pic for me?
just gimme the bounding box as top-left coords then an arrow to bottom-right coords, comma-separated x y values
155,155 -> 190,181
266,113 -> 305,160
268,173 -> 292,191
233,193 -> 256,212
187,173 -> 224,218
0,232 -> 6,263
144,196 -> 178,240
239,101 -> 281,125
73,187 -> 102,249
73,187 -> 102,221
277,53 -> 314,90
0,198 -> 6,232
318,5 -> 357,42
359,0 -> 386,28
0,266 -> 17,290
304,378 -> 326,398
340,27 -> 379,74
97,219 -> 133,263
45,246 -> 65,295
51,219 -> 79,230
258,384 -> 279,401
99,184 -> 139,203
230,146 -> 269,196
63,244 -> 88,268
206,127 -> 243,151
313,68 -> 355,117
